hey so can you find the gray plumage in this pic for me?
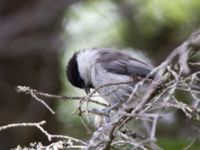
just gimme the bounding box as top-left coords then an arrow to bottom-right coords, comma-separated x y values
66,48 -> 154,106
97,50 -> 152,77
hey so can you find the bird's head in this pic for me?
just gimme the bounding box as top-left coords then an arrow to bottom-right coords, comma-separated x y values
66,51 -> 92,94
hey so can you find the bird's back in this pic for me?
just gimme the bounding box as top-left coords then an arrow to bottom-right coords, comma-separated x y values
90,49 -> 153,105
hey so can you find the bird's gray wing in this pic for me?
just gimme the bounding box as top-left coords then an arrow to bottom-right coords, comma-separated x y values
97,50 -> 153,78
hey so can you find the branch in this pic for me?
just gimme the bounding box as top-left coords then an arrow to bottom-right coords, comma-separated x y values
0,120 -> 86,145
16,86 -> 108,107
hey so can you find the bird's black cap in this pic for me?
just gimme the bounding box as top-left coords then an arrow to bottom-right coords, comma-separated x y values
66,53 -> 85,89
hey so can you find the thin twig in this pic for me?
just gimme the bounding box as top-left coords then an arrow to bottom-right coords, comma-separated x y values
30,90 -> 55,114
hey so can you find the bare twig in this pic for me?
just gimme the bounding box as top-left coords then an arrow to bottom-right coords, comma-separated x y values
0,120 -> 86,145
30,90 -> 55,114
16,86 -> 108,107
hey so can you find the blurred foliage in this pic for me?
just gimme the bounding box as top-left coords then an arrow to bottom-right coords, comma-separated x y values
63,0 -> 200,62
157,138 -> 200,150
57,0 -> 200,148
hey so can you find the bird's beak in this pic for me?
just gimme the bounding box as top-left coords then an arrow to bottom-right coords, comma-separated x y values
84,86 -> 90,94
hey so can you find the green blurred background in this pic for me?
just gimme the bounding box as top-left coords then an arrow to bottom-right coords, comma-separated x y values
0,0 -> 200,149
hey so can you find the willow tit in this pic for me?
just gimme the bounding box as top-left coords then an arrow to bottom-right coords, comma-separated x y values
66,48 -> 154,107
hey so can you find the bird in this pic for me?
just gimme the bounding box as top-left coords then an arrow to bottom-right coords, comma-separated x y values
66,48 -> 154,109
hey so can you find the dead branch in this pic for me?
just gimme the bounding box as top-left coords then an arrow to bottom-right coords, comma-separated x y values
0,120 -> 86,145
